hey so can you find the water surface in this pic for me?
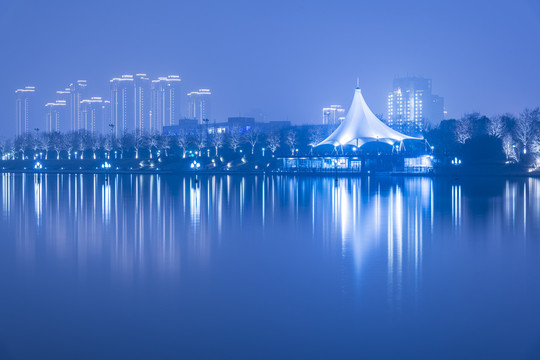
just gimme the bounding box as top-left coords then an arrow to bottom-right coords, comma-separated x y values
0,174 -> 540,359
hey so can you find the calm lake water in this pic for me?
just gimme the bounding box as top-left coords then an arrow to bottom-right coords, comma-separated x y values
0,173 -> 540,359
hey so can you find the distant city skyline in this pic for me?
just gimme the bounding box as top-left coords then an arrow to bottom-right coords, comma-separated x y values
14,74 -> 212,136
3,1 -> 540,136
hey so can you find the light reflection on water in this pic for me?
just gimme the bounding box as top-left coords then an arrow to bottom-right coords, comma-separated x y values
2,175 -> 540,272
1,174 -> 540,358
2,174 -> 540,279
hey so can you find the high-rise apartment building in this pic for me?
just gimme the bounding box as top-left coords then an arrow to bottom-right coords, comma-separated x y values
45,100 -> 67,133
110,75 -> 133,136
15,86 -> 36,136
322,105 -> 346,125
101,100 -> 111,134
45,88 -> 71,133
187,89 -> 212,125
150,75 -> 182,133
81,97 -> 109,134
69,80 -> 88,131
387,77 -> 444,135
134,74 -> 150,134
110,74 -> 150,136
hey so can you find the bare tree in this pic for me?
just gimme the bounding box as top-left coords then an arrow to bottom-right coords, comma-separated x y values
162,136 -> 172,157
42,133 -> 52,159
308,127 -> 324,154
244,128 -> 260,155
532,136 -> 540,169
119,132 -> 134,159
267,132 -> 280,154
104,135 -> 114,159
193,128 -> 206,156
80,130 -> 93,159
90,134 -> 100,159
228,127 -> 242,152
1,139 -> 14,160
487,115 -> 505,138
14,135 -> 26,159
175,131 -> 188,158
502,135 -> 518,162
455,117 -> 472,144
286,129 -> 297,155
147,133 -> 159,158
134,132 -> 146,159
7,139 -> 15,160
32,131 -> 43,158
531,135 -> 540,154
65,132 -> 80,159
516,108 -> 539,154
48,132 -> 64,160
211,131 -> 225,156
0,139 -> 6,160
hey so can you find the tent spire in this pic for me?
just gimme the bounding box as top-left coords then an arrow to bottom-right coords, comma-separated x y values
356,77 -> 360,89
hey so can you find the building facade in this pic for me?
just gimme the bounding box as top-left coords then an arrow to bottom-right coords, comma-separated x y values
45,100 -> 67,133
322,105 -> 345,125
134,74 -> 151,134
150,75 -> 182,133
109,74 -> 152,136
54,88 -> 71,132
69,80 -> 88,132
81,97 -> 108,134
187,89 -> 211,125
15,86 -> 36,136
387,77 -> 444,135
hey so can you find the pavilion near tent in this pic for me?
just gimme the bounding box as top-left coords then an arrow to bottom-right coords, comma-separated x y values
317,85 -> 423,148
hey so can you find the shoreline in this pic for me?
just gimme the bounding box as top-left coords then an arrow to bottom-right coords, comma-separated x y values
1,168 -> 539,178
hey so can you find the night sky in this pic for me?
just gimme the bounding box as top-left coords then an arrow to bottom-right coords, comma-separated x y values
2,0 -> 540,135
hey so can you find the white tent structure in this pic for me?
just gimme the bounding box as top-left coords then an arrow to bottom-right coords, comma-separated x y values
317,86 -> 423,148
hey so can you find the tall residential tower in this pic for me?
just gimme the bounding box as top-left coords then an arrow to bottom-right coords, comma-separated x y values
150,75 -> 182,133
109,74 -> 150,136
15,86 -> 36,136
69,80 -> 88,131
386,77 -> 444,135
187,89 -> 212,125
81,97 -> 109,134
322,105 -> 346,125
45,100 -> 67,133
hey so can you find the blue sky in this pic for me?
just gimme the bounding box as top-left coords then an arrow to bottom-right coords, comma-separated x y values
1,0 -> 540,134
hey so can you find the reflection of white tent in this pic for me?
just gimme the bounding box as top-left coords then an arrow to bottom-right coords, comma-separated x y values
318,86 -> 423,148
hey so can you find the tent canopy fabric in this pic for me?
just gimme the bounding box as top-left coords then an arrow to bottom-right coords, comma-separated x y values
317,87 -> 423,147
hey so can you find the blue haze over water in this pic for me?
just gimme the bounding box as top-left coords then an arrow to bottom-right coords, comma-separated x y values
0,174 -> 539,358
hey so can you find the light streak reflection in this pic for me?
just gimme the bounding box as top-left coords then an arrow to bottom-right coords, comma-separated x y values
2,174 -> 538,296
